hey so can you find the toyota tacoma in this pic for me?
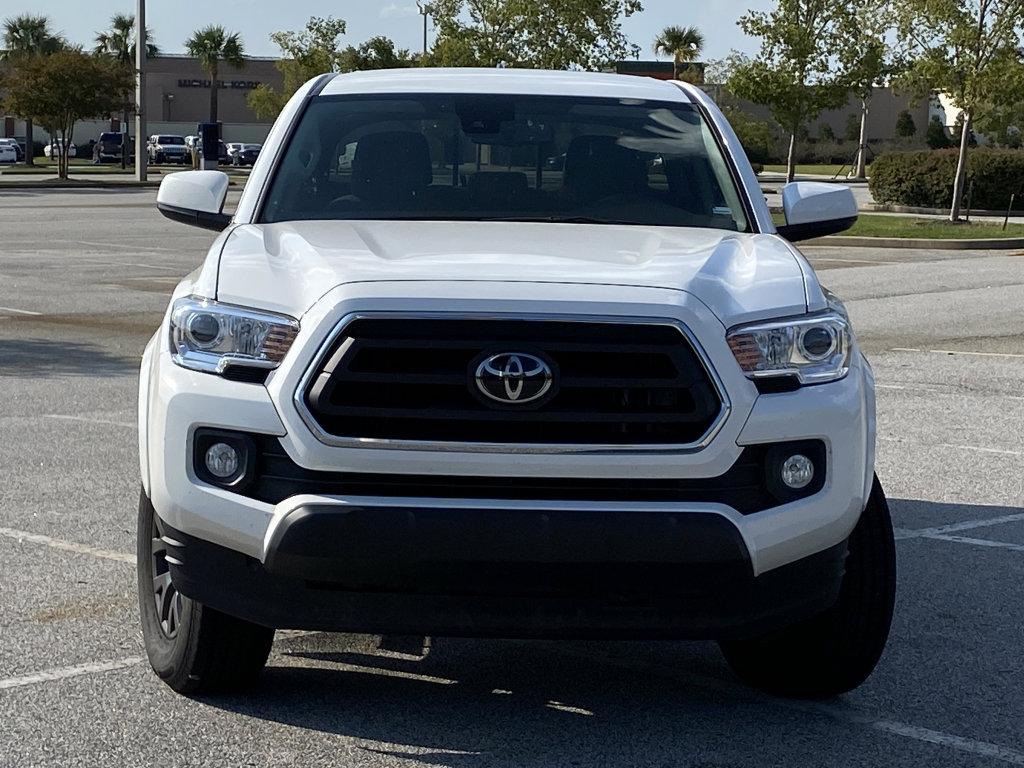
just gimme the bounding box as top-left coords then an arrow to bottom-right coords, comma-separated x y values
138,69 -> 895,698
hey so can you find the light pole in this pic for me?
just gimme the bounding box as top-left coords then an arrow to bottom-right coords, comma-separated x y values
134,0 -> 148,181
416,2 -> 432,61
164,93 -> 174,122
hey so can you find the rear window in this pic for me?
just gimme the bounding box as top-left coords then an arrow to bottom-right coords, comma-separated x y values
260,93 -> 749,232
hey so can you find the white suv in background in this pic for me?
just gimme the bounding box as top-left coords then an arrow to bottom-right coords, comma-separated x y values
147,134 -> 188,165
139,69 -> 895,699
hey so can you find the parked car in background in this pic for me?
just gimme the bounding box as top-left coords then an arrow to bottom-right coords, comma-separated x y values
148,135 -> 188,165
0,141 -> 17,164
229,143 -> 261,166
195,139 -> 229,165
0,138 -> 25,161
93,132 -> 133,163
43,140 -> 76,159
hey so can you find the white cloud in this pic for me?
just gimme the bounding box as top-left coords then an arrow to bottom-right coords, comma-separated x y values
379,3 -> 420,19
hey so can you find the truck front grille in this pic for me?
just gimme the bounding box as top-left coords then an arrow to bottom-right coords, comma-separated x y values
301,317 -> 725,447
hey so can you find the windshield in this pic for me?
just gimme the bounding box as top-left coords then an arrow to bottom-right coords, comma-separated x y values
159,136 -> 185,145
100,133 -> 121,142
260,94 -> 749,231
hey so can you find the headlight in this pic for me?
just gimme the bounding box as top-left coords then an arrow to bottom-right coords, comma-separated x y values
727,312 -> 851,385
169,296 -> 299,375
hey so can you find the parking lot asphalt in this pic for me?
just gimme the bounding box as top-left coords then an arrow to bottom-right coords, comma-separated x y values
0,189 -> 1022,767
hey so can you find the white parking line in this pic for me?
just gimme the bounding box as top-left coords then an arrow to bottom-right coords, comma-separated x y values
895,513 -> 1024,540
43,414 -> 136,429
0,305 -> 41,316
926,534 -> 1024,553
880,436 -> 1024,457
548,645 -> 1024,766
0,657 -> 145,691
936,443 -> 1024,457
866,720 -> 1024,766
892,347 -> 1024,359
0,526 -> 135,565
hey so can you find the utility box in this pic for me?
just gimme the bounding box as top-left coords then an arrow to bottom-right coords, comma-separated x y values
199,122 -> 221,171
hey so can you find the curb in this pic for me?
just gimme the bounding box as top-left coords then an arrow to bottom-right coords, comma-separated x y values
0,178 -> 246,190
0,180 -> 163,189
865,203 -> 1024,218
804,235 -> 1024,250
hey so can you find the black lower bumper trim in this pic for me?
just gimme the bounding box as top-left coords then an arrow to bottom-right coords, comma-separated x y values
165,506 -> 847,639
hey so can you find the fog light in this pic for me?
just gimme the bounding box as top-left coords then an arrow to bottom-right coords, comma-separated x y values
781,454 -> 814,489
205,442 -> 239,479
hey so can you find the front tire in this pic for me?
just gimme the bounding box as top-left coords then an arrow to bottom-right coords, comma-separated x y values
719,475 -> 896,698
137,489 -> 274,694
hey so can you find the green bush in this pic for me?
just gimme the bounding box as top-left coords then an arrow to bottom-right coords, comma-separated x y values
926,117 -> 951,149
869,149 -> 1024,210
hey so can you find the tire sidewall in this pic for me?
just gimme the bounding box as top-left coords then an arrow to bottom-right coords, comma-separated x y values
136,491 -> 198,681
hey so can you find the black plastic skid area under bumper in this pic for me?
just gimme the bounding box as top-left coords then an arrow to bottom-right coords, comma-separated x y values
165,506 -> 848,640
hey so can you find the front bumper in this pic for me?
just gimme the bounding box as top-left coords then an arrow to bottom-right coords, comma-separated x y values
140,283 -> 875,635
164,506 -> 847,638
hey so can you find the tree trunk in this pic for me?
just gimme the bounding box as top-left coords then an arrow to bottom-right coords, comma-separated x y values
673,55 -> 679,81
855,97 -> 869,180
59,137 -> 67,180
24,118 -> 33,166
122,105 -> 130,170
209,63 -> 219,123
787,132 -> 797,183
950,109 -> 972,222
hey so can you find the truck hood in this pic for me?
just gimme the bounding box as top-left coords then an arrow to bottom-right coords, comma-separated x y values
216,220 -> 810,326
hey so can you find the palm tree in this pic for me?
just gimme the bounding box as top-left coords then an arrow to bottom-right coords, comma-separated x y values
94,13 -> 158,64
1,14 -> 65,165
185,25 -> 245,123
653,25 -> 705,82
94,14 -> 158,165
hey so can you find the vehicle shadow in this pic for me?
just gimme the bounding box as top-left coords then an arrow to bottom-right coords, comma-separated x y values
200,636 -> 858,767
0,339 -> 136,378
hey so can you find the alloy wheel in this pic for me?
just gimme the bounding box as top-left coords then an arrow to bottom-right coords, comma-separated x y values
150,514 -> 183,639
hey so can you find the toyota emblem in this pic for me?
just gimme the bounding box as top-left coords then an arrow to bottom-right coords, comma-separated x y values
473,352 -> 554,405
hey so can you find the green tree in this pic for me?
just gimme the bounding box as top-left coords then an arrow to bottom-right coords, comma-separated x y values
94,14 -> 158,165
185,25 -> 245,123
925,115 -> 952,148
653,25 -> 705,81
428,0 -> 643,70
837,0 -> 896,179
703,50 -> 750,86
338,36 -> 416,72
248,17 -> 348,120
729,0 -> 852,182
1,50 -> 133,178
844,112 -> 862,142
94,13 -> 157,63
1,14 -> 66,165
819,123 -> 837,142
895,110 -> 917,138
894,0 -> 1024,221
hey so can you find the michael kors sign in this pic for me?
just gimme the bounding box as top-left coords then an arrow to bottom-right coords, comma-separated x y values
177,79 -> 262,90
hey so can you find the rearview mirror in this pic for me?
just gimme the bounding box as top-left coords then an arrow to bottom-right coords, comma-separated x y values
776,182 -> 857,242
156,170 -> 231,231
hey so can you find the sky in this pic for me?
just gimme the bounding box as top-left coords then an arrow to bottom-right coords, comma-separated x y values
13,0 -> 777,62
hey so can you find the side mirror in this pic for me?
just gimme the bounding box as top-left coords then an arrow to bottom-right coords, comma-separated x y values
156,170 -> 231,231
776,182 -> 857,242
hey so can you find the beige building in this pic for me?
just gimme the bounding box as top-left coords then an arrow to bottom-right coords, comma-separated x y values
3,53 -> 285,147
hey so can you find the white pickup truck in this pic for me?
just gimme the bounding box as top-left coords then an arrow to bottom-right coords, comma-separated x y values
138,68 -> 895,699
